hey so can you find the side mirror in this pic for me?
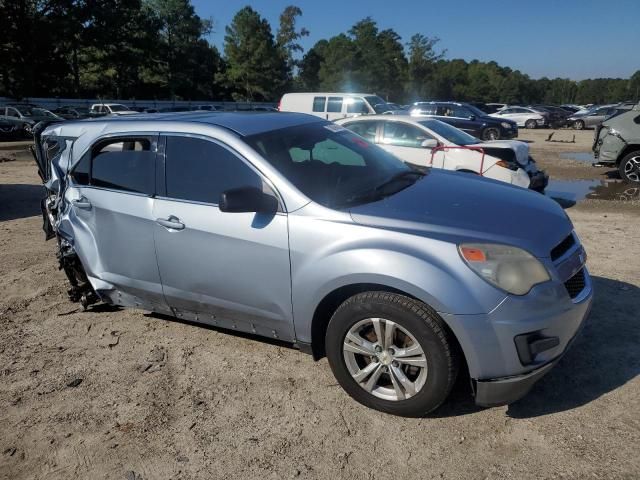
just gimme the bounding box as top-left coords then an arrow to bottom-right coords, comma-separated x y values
421,138 -> 438,149
219,186 -> 278,214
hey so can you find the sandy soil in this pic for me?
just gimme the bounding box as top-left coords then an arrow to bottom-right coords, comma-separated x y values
0,138 -> 639,480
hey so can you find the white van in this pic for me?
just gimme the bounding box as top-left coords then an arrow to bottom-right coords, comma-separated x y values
278,93 -> 396,121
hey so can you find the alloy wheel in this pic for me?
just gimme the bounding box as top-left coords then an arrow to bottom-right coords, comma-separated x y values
342,317 -> 428,401
623,156 -> 640,183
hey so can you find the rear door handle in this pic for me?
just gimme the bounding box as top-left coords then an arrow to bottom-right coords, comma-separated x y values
71,197 -> 92,210
156,215 -> 185,230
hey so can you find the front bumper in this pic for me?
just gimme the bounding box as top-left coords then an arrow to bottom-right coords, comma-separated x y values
440,252 -> 593,407
473,302 -> 589,407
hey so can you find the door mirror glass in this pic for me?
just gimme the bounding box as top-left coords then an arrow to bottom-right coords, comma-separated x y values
219,186 -> 278,214
421,138 -> 438,148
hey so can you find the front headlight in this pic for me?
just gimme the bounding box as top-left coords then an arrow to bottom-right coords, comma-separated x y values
500,122 -> 511,129
459,243 -> 550,295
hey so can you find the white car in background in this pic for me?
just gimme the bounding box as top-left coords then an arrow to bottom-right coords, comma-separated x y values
335,115 -> 548,191
490,106 -> 549,129
89,103 -> 138,116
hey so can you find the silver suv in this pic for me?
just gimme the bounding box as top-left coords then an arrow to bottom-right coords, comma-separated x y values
33,113 -> 592,417
593,104 -> 640,183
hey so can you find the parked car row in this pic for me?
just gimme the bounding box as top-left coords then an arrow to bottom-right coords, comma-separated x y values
0,101 -> 281,139
0,103 -> 63,138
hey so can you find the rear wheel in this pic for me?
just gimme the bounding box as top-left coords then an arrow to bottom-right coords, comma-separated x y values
619,151 -> 640,184
573,120 -> 585,130
525,119 -> 537,129
482,127 -> 500,140
325,292 -> 459,417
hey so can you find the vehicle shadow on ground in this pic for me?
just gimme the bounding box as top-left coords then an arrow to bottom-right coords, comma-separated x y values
433,276 -> 639,418
0,183 -> 45,222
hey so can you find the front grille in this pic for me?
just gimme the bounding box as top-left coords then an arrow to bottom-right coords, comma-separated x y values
564,268 -> 586,299
551,233 -> 576,261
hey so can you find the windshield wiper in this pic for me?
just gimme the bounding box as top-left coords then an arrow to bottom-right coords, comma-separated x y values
373,170 -> 425,193
337,169 -> 425,208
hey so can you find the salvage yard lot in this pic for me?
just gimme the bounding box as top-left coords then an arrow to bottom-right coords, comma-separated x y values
1,130 -> 639,479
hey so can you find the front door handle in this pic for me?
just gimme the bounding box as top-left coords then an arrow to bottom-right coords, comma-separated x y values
156,215 -> 185,230
71,197 -> 92,210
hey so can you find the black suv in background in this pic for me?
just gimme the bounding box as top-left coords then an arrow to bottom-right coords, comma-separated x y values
408,101 -> 518,140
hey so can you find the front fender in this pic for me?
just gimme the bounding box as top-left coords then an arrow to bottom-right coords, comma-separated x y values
289,229 -> 507,343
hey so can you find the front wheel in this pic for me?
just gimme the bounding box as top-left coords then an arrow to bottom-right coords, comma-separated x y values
482,127 -> 500,140
525,119 -> 537,129
573,120 -> 585,130
619,151 -> 640,184
325,292 -> 459,417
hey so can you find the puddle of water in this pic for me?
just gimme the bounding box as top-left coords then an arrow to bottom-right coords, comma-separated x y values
545,179 -> 640,205
559,152 -> 594,162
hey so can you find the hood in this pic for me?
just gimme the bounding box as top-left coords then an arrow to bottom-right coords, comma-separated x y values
349,169 -> 571,258
469,139 -> 530,166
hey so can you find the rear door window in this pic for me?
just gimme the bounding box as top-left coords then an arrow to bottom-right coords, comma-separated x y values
343,121 -> 378,142
444,105 -> 471,118
164,136 -> 262,205
312,96 -> 326,112
90,138 -> 155,195
327,97 -> 343,113
382,122 -> 432,148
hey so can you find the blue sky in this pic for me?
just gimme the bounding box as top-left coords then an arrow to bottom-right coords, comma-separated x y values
191,0 -> 640,80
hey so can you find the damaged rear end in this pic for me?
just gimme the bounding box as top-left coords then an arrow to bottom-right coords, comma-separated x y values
32,122 -> 99,309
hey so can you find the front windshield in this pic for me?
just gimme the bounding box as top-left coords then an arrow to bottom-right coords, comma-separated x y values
245,123 -> 414,208
109,104 -> 131,112
365,95 -> 395,114
418,120 -> 478,146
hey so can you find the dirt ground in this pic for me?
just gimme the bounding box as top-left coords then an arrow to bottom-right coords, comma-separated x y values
0,132 -> 639,480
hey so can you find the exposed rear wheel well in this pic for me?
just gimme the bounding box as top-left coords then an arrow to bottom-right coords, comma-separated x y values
309,284 -> 467,374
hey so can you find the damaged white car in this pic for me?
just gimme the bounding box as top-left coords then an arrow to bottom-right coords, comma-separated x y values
336,115 -> 548,191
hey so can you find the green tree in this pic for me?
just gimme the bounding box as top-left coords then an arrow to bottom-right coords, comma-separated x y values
276,5 -> 309,88
297,39 -> 327,91
220,6 -> 287,100
316,34 -> 357,91
406,33 -> 445,101
145,0 -> 221,99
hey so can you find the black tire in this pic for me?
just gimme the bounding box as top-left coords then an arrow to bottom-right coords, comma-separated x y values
618,151 -> 640,184
325,291 -> 459,417
573,120 -> 585,130
482,127 -> 500,141
525,119 -> 537,129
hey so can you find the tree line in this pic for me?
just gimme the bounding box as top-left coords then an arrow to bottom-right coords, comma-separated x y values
2,1 -> 639,105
